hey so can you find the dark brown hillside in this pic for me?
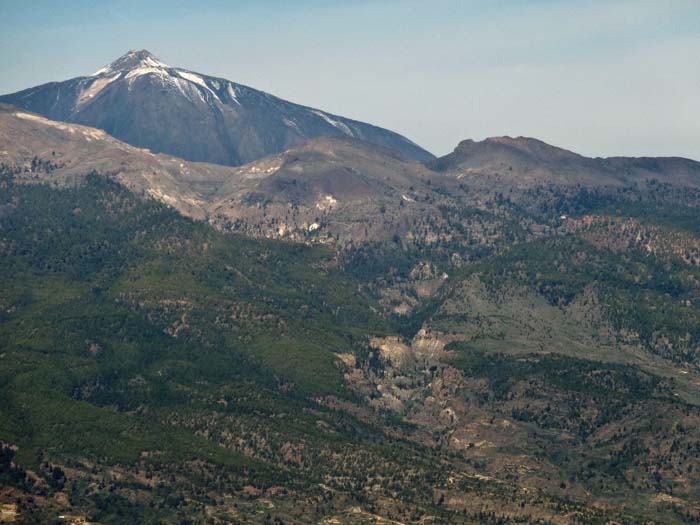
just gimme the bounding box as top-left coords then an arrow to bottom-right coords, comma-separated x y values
432,136 -> 700,189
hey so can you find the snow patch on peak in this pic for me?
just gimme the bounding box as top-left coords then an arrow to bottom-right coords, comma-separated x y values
136,54 -> 168,69
283,118 -> 299,131
92,65 -> 112,76
93,50 -> 169,76
311,110 -> 354,137
77,73 -> 121,105
177,70 -> 221,102
226,83 -> 240,105
124,67 -> 171,82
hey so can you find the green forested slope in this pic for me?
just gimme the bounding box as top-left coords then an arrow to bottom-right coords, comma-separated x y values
2,166 -> 700,524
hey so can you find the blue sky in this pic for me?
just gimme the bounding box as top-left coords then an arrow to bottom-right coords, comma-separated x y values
1,0 -> 698,159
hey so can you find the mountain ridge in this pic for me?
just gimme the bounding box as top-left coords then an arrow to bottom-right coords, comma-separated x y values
4,102 -> 700,249
432,134 -> 700,188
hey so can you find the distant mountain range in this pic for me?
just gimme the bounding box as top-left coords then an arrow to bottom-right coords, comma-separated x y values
2,102 -> 700,246
0,49 -> 434,165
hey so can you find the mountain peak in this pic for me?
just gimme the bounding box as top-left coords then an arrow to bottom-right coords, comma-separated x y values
93,49 -> 169,76
1,50 -> 434,166
454,136 -> 582,161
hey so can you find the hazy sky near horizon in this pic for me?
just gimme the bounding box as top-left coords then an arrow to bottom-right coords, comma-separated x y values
1,0 -> 698,159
